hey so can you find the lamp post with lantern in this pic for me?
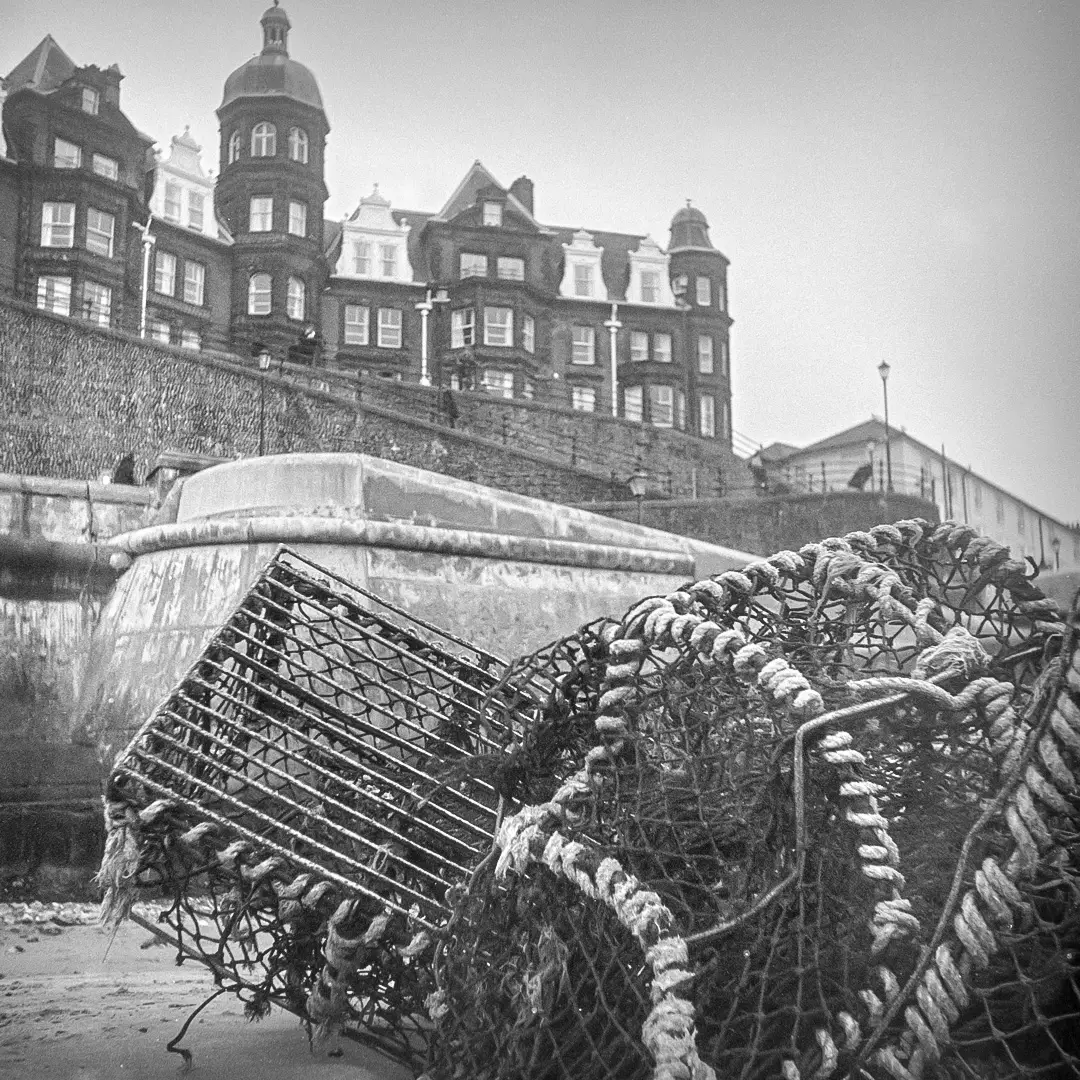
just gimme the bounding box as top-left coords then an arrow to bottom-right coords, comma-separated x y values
877,360 -> 893,493
415,287 -> 450,387
628,463 -> 649,524
257,346 -> 272,455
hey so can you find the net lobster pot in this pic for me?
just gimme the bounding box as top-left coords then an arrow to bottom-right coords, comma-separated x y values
98,547 -> 540,1068
427,521 -> 1080,1080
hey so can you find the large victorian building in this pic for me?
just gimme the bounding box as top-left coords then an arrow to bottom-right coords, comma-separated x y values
1,4 -> 733,444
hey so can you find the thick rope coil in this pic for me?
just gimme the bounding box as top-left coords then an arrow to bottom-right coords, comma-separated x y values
493,826 -> 716,1080
306,902 -> 392,1039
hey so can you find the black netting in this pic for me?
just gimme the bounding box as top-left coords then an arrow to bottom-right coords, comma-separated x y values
99,522 -> 1079,1080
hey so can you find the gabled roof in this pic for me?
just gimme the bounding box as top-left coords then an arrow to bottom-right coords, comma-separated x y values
788,418 -> 888,458
3,35 -> 76,95
323,209 -> 435,282
433,160 -> 544,231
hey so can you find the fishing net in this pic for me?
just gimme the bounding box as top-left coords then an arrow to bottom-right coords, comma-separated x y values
427,520 -> 1079,1080
97,548 -> 544,1069
98,521 -> 1080,1080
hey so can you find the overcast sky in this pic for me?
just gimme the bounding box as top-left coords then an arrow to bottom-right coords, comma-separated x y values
6,0 -> 1079,523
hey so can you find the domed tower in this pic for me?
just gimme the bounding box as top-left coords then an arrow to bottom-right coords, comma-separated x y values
668,203 -> 733,446
215,2 -> 329,361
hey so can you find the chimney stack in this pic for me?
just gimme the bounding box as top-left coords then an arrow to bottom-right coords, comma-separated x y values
509,175 -> 534,216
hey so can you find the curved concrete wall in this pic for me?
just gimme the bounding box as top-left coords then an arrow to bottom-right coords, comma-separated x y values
78,453 -> 753,763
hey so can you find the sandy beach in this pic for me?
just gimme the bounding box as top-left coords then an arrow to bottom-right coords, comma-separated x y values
0,903 -> 409,1080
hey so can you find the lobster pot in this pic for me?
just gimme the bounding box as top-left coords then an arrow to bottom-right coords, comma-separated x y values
428,520 -> 1080,1080
100,547 -> 538,1067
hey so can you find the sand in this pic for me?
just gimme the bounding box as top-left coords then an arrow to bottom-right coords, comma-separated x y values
0,905 -> 411,1080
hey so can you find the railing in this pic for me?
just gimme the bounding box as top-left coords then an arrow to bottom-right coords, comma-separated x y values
760,459 -> 943,503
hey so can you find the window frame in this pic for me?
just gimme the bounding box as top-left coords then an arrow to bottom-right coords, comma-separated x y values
53,137 -> 81,169
629,330 -> 649,362
286,276 -> 306,321
80,280 -> 112,326
451,307 -> 476,349
483,306 -> 513,348
482,201 -> 503,227
288,200 -> 308,237
249,196 -> 273,232
381,244 -> 397,277
180,329 -> 202,351
353,242 -> 371,275
148,318 -> 171,345
251,122 -> 277,158
248,273 -> 272,316
288,126 -> 309,163
697,334 -> 714,374
649,385 -> 674,428
188,190 -> 205,231
459,252 -> 488,279
570,325 -> 596,365
154,250 -> 177,296
640,270 -> 659,304
163,181 -> 182,223
81,87 -> 99,115
496,256 -> 525,281
183,261 -> 206,306
523,313 -> 535,354
36,274 -> 72,316
85,207 -> 115,258
696,276 -> 712,306
343,304 -> 370,346
91,153 -> 119,180
571,385 -> 596,413
653,332 -> 672,363
41,202 -> 75,248
377,307 -> 403,348
624,385 -> 643,423
699,393 -> 716,437
480,369 -> 514,398
228,130 -> 241,164
573,263 -> 594,298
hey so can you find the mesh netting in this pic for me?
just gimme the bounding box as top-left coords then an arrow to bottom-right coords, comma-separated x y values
427,521 -> 1079,1080
98,522 -> 1080,1080
97,548 -> 543,1068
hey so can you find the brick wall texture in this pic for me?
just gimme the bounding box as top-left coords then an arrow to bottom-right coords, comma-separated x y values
0,300 -> 754,505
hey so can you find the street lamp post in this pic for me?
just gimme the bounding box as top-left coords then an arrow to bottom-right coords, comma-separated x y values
1052,536 -> 1061,571
628,462 -> 649,525
257,347 -> 271,455
877,360 -> 893,493
604,303 -> 622,416
415,287 -> 450,387
133,214 -> 155,338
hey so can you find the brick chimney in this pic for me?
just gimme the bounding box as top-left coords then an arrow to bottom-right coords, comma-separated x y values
509,175 -> 534,217
103,64 -> 122,108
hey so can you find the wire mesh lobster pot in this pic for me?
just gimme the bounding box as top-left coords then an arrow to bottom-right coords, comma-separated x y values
98,547 -> 550,1068
427,521 -> 1080,1080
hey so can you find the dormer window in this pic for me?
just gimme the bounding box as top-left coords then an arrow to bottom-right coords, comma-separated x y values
251,122 -> 276,158
288,127 -> 308,163
482,201 -> 502,227
81,87 -> 99,115
561,229 -> 606,301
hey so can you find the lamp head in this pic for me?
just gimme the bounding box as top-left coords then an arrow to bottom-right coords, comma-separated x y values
628,467 -> 649,499
877,360 -> 891,383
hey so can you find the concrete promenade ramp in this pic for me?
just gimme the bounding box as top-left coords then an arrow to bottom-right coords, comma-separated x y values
78,452 -> 753,761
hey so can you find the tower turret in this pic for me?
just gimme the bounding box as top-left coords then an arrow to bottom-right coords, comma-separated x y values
215,3 -> 330,361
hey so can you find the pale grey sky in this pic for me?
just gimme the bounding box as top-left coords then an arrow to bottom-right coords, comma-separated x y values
6,0 -> 1079,522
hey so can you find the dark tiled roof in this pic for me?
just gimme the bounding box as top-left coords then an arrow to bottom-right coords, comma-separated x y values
4,35 -> 76,94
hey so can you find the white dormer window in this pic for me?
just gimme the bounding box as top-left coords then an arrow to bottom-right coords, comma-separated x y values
335,186 -> 414,282
188,191 -> 205,231
628,236 -> 674,306
164,182 -> 182,223
483,201 -> 502,227
81,87 -> 99,115
560,229 -> 606,302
